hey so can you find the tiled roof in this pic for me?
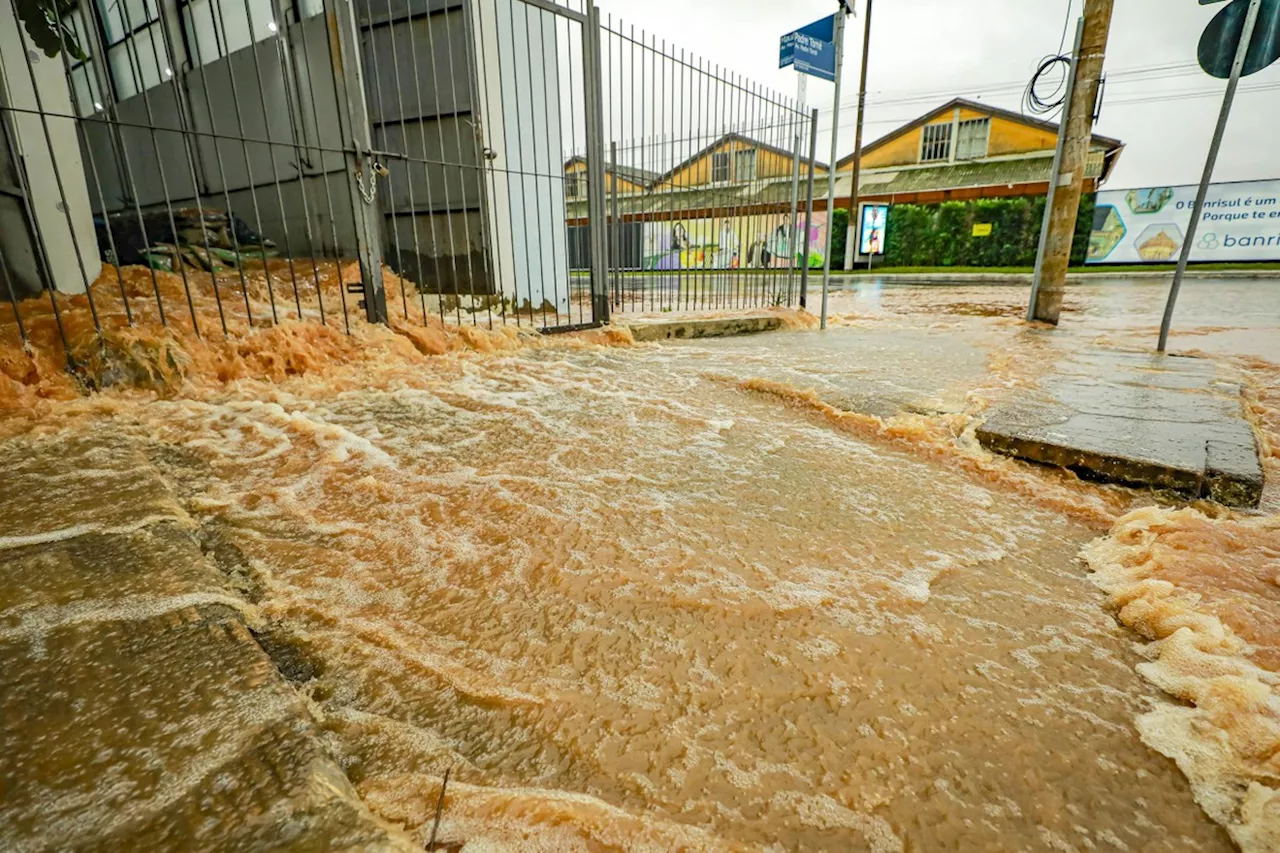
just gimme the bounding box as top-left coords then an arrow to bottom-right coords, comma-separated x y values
848,151 -> 1108,197
564,156 -> 662,187
566,151 -> 1106,218
612,163 -> 662,185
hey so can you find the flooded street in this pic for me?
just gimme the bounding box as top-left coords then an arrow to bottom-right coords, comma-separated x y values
2,276 -> 1277,851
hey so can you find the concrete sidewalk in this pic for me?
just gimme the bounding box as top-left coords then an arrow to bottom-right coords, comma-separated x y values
0,437 -> 416,852
833,269 -> 1280,285
977,349 -> 1263,507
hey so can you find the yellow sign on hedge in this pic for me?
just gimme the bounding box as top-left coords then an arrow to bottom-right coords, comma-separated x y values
972,223 -> 993,237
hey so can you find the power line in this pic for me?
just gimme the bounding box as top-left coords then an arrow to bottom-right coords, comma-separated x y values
1057,0 -> 1075,54
584,79 -> 1280,164
811,80 -> 1280,134
812,61 -> 1205,115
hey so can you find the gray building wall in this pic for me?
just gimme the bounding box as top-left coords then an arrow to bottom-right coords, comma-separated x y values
361,0 -> 490,295
76,1 -> 490,293
2,0 -> 578,306
80,14 -> 356,260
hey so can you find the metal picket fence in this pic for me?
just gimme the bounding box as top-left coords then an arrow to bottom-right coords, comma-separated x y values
592,16 -> 820,315
0,0 -> 819,368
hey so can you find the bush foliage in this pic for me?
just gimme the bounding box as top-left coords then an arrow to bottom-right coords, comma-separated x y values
830,208 -> 850,271
883,194 -> 1095,268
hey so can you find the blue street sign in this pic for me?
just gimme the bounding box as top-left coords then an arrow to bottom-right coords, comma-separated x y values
780,15 -> 838,82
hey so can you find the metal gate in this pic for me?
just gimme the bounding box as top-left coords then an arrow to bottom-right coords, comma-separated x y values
593,16 -> 818,315
351,0 -> 611,333
0,0 -> 815,367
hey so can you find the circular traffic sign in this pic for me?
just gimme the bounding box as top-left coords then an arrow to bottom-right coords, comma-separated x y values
1198,0 -> 1280,78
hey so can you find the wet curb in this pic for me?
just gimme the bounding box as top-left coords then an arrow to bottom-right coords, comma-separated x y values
976,350 -> 1264,508
620,314 -> 786,342
833,269 -> 1280,285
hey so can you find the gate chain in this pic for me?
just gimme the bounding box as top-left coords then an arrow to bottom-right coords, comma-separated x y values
356,161 -> 390,205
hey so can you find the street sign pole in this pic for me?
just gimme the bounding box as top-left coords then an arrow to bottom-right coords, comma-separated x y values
787,73 -> 807,300
820,2 -> 851,331
1158,0 -> 1264,352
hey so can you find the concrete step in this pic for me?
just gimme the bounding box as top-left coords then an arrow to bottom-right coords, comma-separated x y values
620,313 -> 786,342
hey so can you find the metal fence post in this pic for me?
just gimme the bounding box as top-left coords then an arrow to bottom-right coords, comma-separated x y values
582,4 -> 610,325
787,104 -> 804,304
610,140 -> 620,303
800,107 -> 819,310
324,0 -> 387,323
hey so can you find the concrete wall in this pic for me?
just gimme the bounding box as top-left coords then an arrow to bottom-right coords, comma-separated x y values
73,2 -> 491,291
363,0 -> 492,294
0,132 -> 43,299
0,3 -> 102,296
79,14 -> 354,259
4,0 -> 558,304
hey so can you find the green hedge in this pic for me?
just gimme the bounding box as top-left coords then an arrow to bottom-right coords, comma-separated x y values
883,195 -> 1095,268
830,208 -> 850,271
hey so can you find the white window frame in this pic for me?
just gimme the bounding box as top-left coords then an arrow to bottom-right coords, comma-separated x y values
180,0 -> 279,67
93,0 -> 173,102
711,151 -> 731,184
734,148 -> 757,182
955,118 -> 990,161
920,122 -> 952,163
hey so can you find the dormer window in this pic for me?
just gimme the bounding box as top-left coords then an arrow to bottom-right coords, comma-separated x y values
921,123 -> 952,162
712,152 -> 731,183
956,118 -> 990,160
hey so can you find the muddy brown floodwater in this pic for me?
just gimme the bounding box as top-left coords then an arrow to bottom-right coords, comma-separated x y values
3,274 -> 1278,851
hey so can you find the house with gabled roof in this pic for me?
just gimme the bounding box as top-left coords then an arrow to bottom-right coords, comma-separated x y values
834,97 -> 1124,204
563,156 -> 661,201
653,132 -> 830,191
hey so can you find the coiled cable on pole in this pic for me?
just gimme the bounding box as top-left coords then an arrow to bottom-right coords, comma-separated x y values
1023,54 -> 1072,118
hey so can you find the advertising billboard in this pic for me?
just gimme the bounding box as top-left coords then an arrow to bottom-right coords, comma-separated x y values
858,203 -> 888,256
1086,179 -> 1280,264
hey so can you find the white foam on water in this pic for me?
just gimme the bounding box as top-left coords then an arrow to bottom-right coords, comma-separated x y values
0,514 -> 188,551
0,591 -> 255,658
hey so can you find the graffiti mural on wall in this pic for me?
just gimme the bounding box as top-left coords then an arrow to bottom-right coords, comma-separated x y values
643,213 -> 828,270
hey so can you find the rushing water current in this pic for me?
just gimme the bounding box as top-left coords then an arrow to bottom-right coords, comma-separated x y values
2,275 -> 1278,851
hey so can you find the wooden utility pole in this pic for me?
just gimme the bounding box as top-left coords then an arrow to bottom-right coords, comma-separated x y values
1029,0 -> 1114,325
845,0 -> 874,271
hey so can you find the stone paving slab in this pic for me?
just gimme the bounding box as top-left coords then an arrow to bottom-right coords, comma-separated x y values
0,435 -> 417,852
622,313 -> 785,342
976,350 -> 1263,507
0,436 -> 185,549
0,602 -> 412,852
0,523 -> 232,623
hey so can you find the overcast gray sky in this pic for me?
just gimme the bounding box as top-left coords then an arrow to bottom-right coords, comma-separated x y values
592,0 -> 1280,189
